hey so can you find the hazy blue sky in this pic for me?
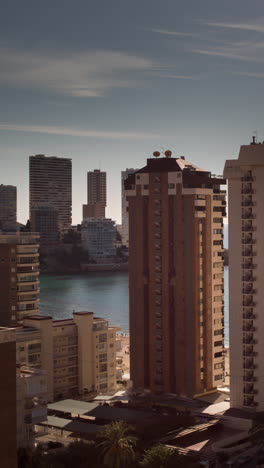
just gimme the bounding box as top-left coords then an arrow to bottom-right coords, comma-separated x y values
1,0 -> 264,223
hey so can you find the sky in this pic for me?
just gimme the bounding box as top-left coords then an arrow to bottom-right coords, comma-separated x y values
1,0 -> 264,224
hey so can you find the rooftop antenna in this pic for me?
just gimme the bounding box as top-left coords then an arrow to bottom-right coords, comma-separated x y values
253,130 -> 258,143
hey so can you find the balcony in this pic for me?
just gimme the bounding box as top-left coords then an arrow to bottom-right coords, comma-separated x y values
243,348 -> 257,358
243,360 -> 256,370
242,272 -> 256,282
242,235 -> 255,245
241,200 -> 254,207
242,247 -> 255,257
242,284 -> 256,294
243,386 -> 258,395
242,261 -> 256,270
242,297 -> 256,307
17,295 -> 39,303
242,222 -> 255,232
243,374 -> 257,383
243,337 -> 257,345
243,310 -> 256,320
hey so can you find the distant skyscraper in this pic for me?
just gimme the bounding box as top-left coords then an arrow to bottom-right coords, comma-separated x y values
224,139 -> 264,410
83,169 -> 106,219
125,153 -> 226,396
0,327 -> 17,468
0,184 -> 17,231
29,155 -> 72,232
0,232 -> 40,326
121,169 -> 137,246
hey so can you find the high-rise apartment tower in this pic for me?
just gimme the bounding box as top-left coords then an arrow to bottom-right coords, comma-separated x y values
224,139 -> 264,410
125,153 -> 226,397
29,155 -> 72,232
0,327 -> 17,468
83,169 -> 106,219
0,233 -> 40,327
0,185 -> 17,231
121,169 -> 138,246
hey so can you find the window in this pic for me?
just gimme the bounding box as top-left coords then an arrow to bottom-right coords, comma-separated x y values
214,374 -> 223,380
214,363 -> 223,369
99,333 -> 107,343
214,340 -> 223,347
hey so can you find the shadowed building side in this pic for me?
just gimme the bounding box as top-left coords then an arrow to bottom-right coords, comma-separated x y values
125,154 -> 226,397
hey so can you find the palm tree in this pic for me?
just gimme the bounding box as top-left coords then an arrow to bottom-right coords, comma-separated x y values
97,421 -> 137,468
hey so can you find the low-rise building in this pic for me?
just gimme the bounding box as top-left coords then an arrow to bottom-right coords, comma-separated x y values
16,366 -> 47,447
16,312 -> 119,401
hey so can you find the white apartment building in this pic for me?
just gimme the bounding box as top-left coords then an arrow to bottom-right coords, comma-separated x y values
16,312 -> 119,401
81,218 -> 116,262
121,169 -> 137,246
224,139 -> 264,410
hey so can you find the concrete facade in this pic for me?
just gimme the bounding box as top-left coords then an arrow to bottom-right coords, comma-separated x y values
81,218 -> 116,261
224,141 -> 264,410
83,169 -> 106,219
0,233 -> 40,327
0,184 -> 17,231
0,327 -> 17,468
29,154 -> 72,232
125,155 -> 226,397
16,312 -> 118,401
121,169 -> 137,246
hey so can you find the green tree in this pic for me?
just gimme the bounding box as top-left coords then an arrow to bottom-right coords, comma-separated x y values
97,421 -> 137,468
140,445 -> 174,468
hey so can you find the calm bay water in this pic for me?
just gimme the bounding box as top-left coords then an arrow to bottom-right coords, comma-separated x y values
40,267 -> 229,346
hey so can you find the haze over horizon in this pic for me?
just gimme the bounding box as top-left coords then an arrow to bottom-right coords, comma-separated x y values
1,0 -> 264,224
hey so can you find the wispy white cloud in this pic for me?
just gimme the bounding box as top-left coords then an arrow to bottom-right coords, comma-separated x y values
192,48 -> 262,62
235,71 -> 264,78
147,28 -> 198,37
153,73 -> 196,80
0,48 -> 153,97
200,19 -> 264,33
0,123 -> 160,140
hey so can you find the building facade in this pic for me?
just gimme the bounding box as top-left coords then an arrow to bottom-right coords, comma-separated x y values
121,169 -> 137,246
81,218 -> 116,262
83,169 -> 106,219
31,205 -> 59,247
0,327 -> 17,468
224,140 -> 264,410
16,312 -> 118,401
0,184 -> 17,231
0,233 -> 40,327
29,155 -> 72,232
125,154 -> 226,397
16,366 -> 47,447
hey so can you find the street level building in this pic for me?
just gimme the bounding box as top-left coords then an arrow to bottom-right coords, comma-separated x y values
0,184 -> 17,231
81,218 -> 116,262
0,327 -> 17,468
121,169 -> 138,246
0,233 -> 40,327
125,153 -> 226,397
83,169 -> 106,219
224,139 -> 264,410
16,312 -> 119,401
29,154 -> 72,233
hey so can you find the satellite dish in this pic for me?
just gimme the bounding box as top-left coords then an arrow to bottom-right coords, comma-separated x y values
153,151 -> 160,158
164,150 -> 172,158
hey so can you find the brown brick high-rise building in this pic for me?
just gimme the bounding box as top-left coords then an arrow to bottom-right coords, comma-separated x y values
125,153 -> 226,397
83,169 -> 106,219
0,327 -> 17,468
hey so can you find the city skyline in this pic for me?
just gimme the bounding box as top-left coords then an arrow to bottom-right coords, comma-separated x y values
1,1 -> 264,224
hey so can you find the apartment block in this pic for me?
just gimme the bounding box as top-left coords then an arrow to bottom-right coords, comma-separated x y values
0,233 -> 40,327
0,184 -> 17,231
125,153 -> 226,397
16,312 -> 118,401
224,139 -> 264,410
81,218 -> 116,262
121,169 -> 138,246
16,366 -> 47,447
31,205 -> 59,247
83,169 -> 106,219
29,154 -> 72,232
0,327 -> 17,468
